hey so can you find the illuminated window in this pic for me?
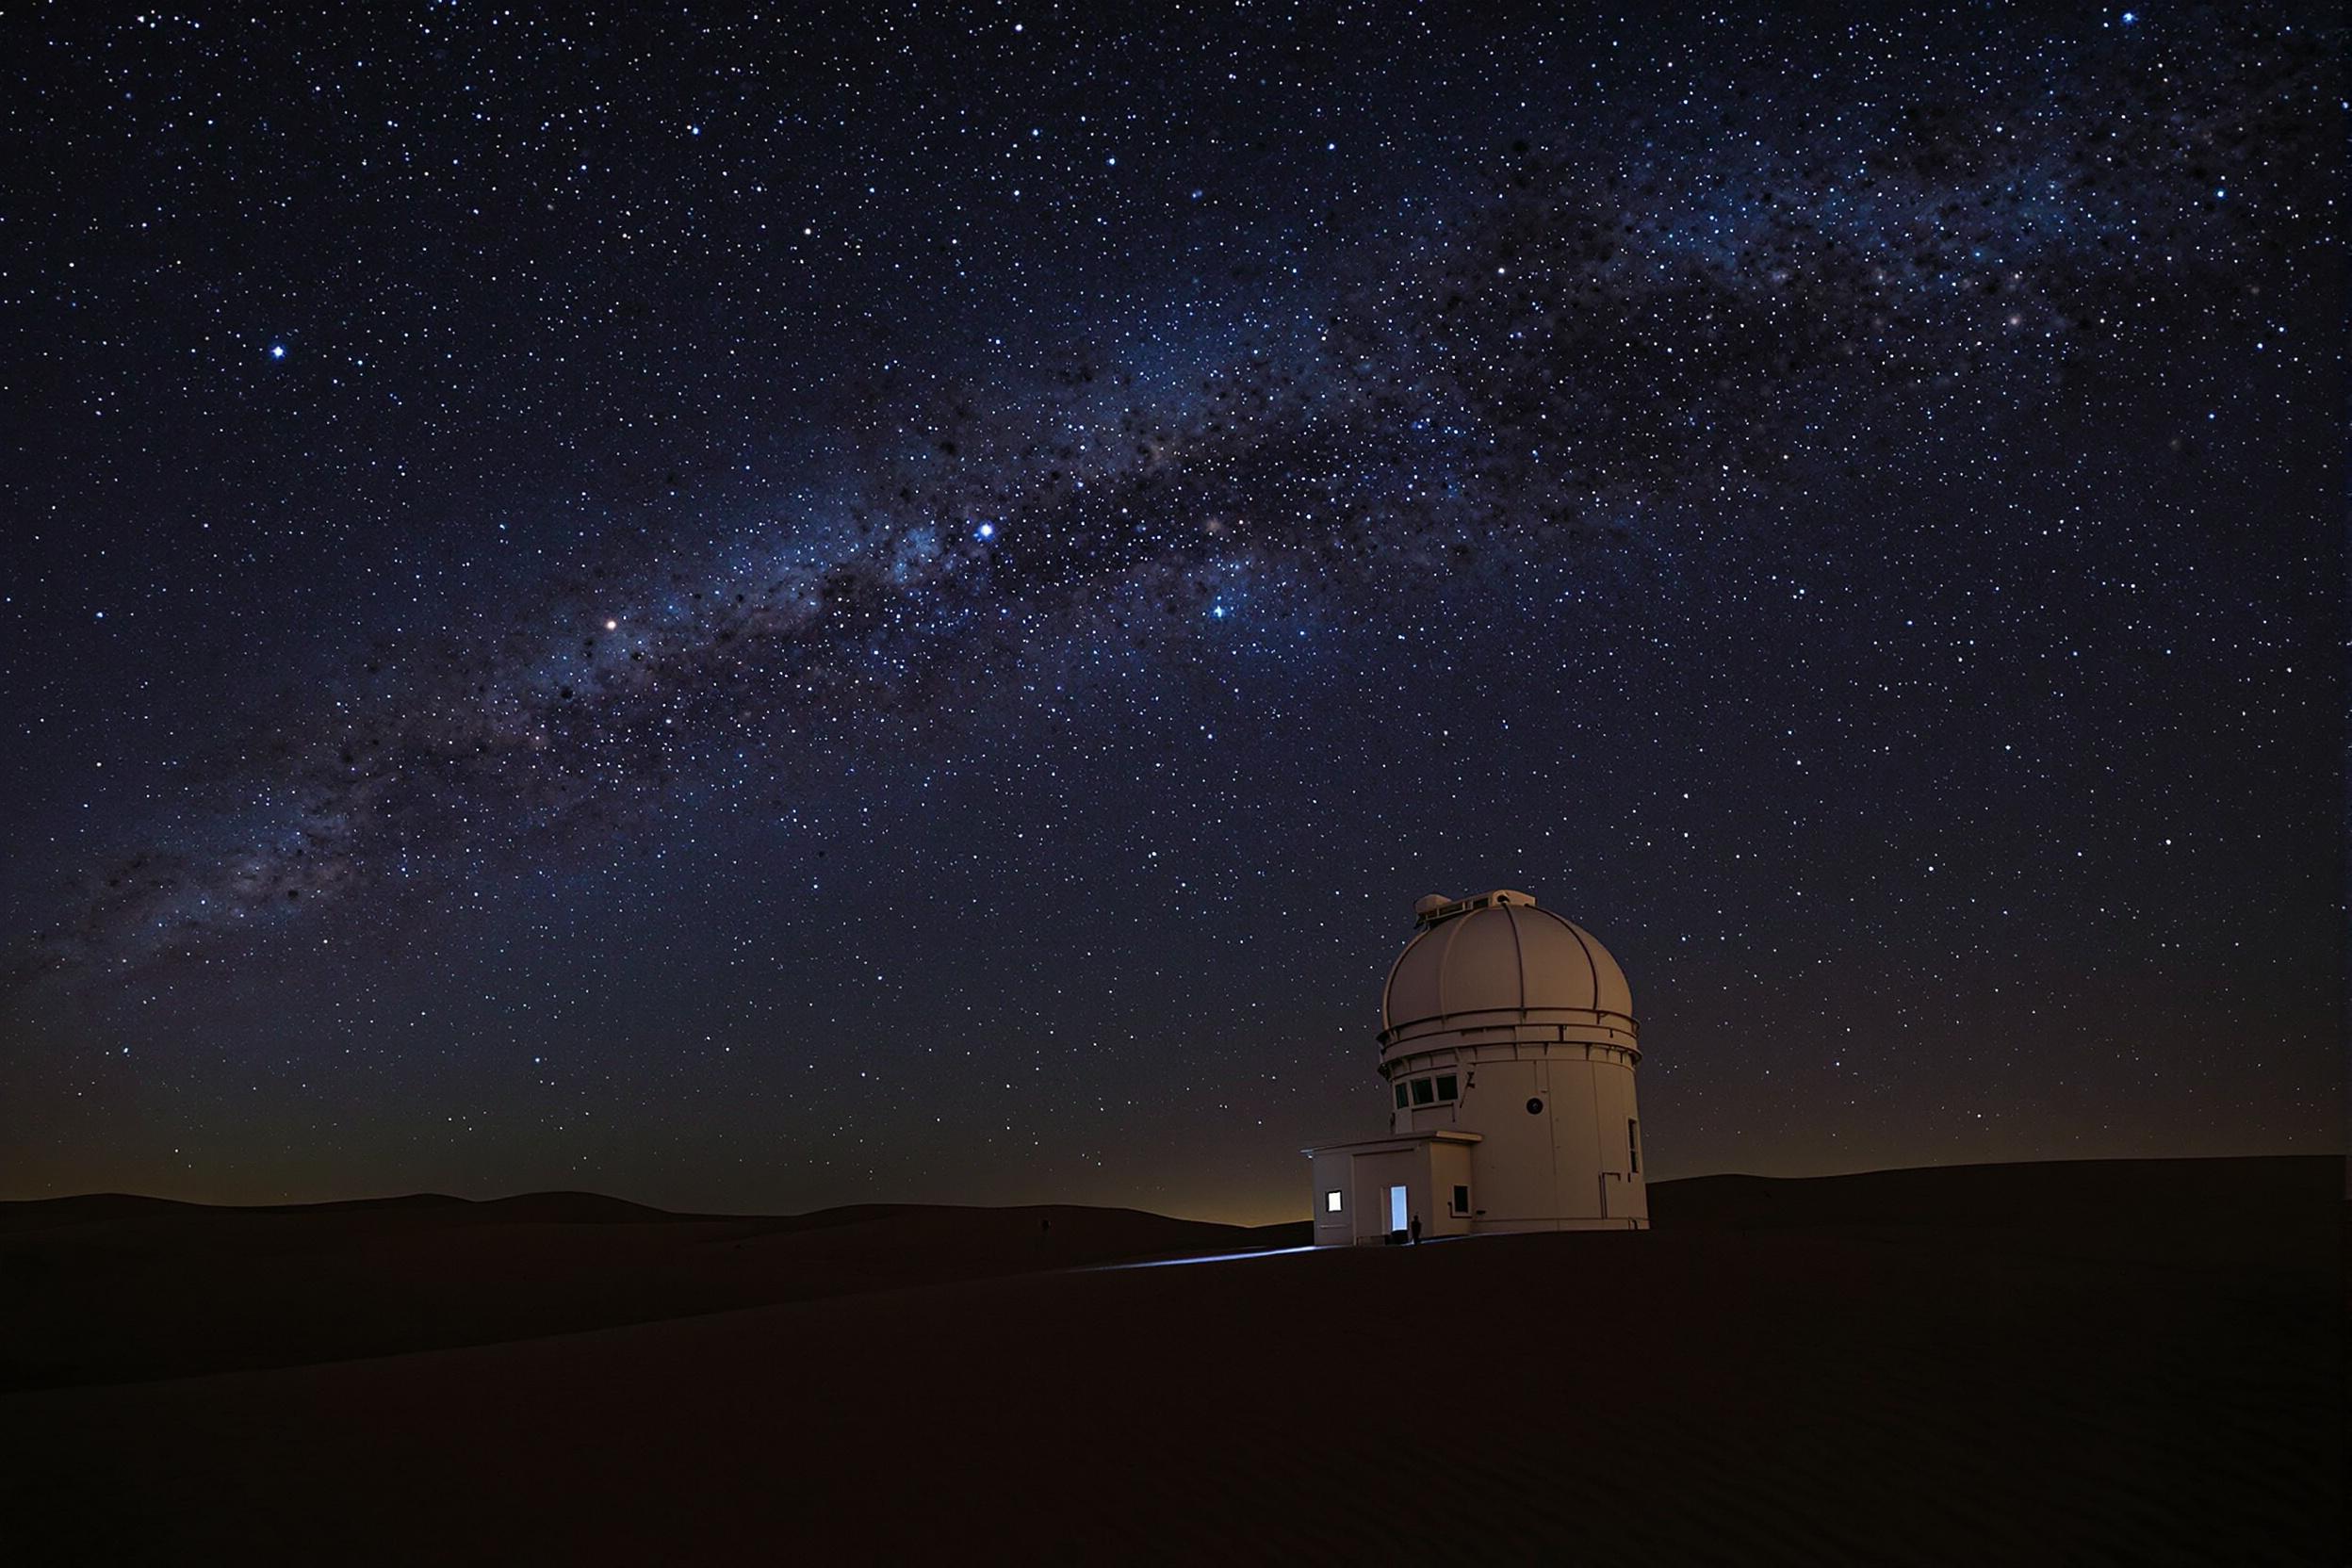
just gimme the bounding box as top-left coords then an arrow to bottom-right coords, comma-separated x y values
1393,1082 -> 1409,1109
1451,1184 -> 1470,1215
1326,1189 -> 1344,1213
1628,1119 -> 1641,1174
1410,1078 -> 1435,1105
1434,1074 -> 1458,1102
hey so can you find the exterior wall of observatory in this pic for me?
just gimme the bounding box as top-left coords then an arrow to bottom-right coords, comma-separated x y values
1386,1045 -> 1646,1230
1310,1135 -> 1479,1246
1305,890 -> 1649,1242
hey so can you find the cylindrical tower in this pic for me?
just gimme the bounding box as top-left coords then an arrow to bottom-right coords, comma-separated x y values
1379,890 -> 1647,1231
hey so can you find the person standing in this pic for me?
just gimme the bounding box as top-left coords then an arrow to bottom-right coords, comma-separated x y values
1409,1214 -> 1422,1246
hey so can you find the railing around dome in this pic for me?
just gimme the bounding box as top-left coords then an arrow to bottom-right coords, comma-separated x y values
1411,889 -> 1537,929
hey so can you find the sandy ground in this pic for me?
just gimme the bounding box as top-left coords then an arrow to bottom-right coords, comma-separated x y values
0,1193 -> 1295,1389
1,1156 -> 2339,1564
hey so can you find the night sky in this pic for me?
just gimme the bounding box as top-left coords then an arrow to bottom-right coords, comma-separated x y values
2,3 -> 2339,1223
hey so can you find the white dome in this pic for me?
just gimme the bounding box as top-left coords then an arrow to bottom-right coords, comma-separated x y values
1380,889 -> 1635,1049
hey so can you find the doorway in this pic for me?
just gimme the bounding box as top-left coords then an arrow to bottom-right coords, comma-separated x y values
1388,1184 -> 1409,1235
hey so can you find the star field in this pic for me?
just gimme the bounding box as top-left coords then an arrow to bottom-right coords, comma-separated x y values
1,3 -> 2339,1222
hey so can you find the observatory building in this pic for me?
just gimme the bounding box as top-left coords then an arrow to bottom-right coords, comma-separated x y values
1306,890 -> 1647,1243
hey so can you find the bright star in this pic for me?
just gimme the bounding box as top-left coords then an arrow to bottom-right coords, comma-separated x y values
603,618 -> 618,631
974,522 -> 995,541
269,344 -> 286,359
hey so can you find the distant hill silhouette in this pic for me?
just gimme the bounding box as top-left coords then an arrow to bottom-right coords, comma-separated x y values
1,1155 -> 2334,1393
1652,1153 -> 2336,1229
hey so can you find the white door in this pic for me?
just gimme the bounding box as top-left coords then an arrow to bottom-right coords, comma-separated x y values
1388,1184 -> 1409,1235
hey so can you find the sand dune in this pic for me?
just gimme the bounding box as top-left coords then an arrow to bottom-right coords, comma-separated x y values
0,1156 -> 2339,1564
0,1193 -> 1282,1389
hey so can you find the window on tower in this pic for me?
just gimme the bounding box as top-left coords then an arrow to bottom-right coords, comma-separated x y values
1326,1190 -> 1344,1213
1393,1082 -> 1409,1109
1451,1184 -> 1470,1215
1628,1119 -> 1641,1175
1434,1074 -> 1458,1102
1410,1078 -> 1435,1106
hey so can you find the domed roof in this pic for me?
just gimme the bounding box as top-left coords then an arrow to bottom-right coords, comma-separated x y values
1380,890 -> 1635,1047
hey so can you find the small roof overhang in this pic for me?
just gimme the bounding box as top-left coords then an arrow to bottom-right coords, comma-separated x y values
1301,1129 -> 1483,1157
